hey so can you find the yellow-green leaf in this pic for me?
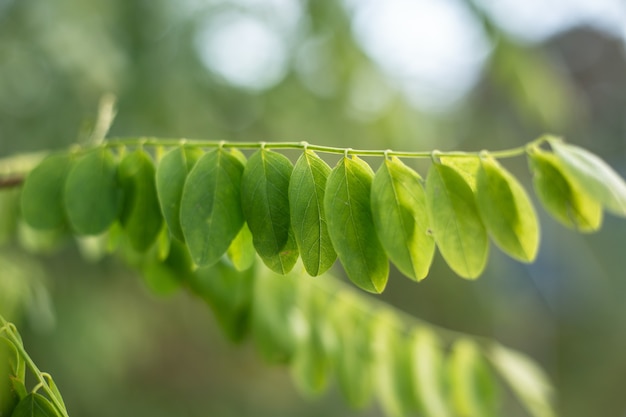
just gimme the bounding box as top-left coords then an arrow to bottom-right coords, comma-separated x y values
528,148 -> 602,232
440,155 -> 480,191
372,157 -> 434,281
412,327 -> 451,417
288,151 -> 336,276
476,157 -> 540,262
325,156 -> 389,293
426,163 -> 488,279
226,223 -> 256,271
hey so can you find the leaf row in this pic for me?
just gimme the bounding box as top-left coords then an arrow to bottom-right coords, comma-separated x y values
19,137 -> 626,293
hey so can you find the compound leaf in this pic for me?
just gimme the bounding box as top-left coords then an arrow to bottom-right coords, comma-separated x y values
550,139 -> 626,217
372,157 -> 434,281
426,163 -> 488,279
155,146 -> 204,241
288,151 -> 336,276
476,157 -> 540,262
118,148 -> 163,252
64,148 -> 122,235
241,149 -> 298,274
21,153 -> 74,230
528,148 -> 602,232
325,156 -> 389,293
181,149 -> 245,267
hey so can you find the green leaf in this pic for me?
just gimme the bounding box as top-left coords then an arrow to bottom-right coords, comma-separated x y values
118,148 -> 163,252
448,339 -> 498,417
180,149 -> 245,267
20,153 -> 74,230
324,156 -> 389,293
226,223 -> 256,271
0,341 -> 19,416
528,148 -> 602,232
426,163 -> 488,279
10,393 -> 61,417
476,157 -> 540,262
42,375 -> 66,414
440,156 -> 480,191
550,139 -> 626,216
330,292 -> 375,409
64,148 -> 122,235
141,239 -> 193,296
488,343 -> 555,417
0,189 -> 20,245
372,157 -> 435,281
288,151 -> 336,276
241,149 -> 298,274
192,260 -> 255,342
155,146 -> 204,241
411,327 -> 452,417
373,312 -> 418,417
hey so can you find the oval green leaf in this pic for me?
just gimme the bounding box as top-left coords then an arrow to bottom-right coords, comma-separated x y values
180,148 -> 245,267
325,156 -> 389,293
64,148 -> 122,235
226,223 -> 256,271
288,150 -> 336,276
155,146 -> 204,241
118,148 -> 163,252
21,153 -> 74,230
476,157 -> 540,262
550,139 -> 626,217
412,327 -> 452,417
11,393 -> 61,417
372,157 -> 435,281
426,163 -> 488,279
241,149 -> 298,274
528,148 -> 602,232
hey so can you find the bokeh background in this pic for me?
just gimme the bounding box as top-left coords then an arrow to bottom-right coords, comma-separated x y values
1,0 -> 626,416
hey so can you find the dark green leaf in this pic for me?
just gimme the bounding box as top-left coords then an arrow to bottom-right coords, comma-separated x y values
372,157 -> 435,281
528,148 -> 602,232
324,156 -> 389,293
0,189 -> 20,245
426,163 -> 488,279
226,223 -> 256,271
180,149 -> 245,267
21,153 -> 74,230
241,149 -> 298,274
155,146 -> 204,241
476,157 -> 540,262
411,327 -> 451,417
288,151 -> 336,276
10,393 -> 61,417
141,238 -> 193,296
550,139 -> 626,216
118,148 -> 163,252
64,148 -> 122,235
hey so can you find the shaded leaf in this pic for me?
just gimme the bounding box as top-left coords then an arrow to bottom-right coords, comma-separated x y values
426,163 -> 488,279
288,151 -> 336,276
411,327 -> 451,417
181,149 -> 245,267
21,153 -> 74,230
324,156 -> 389,293
155,146 -> 204,241
64,148 -> 122,235
372,157 -> 434,281
550,138 -> 626,216
141,238 -> 193,296
118,148 -> 163,252
528,148 -> 602,232
241,149 -> 298,274
10,393 -> 61,417
226,223 -> 256,271
476,157 -> 540,262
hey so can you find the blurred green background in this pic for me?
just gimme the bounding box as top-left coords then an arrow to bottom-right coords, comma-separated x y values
1,0 -> 626,416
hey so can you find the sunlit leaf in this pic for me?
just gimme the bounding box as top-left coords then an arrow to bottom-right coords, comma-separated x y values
488,343 -> 555,417
528,148 -> 602,232
181,148 -> 245,267
21,153 -> 74,230
226,223 -> 256,271
118,148 -> 163,252
371,157 -> 434,281
426,163 -> 488,279
241,149 -> 298,274
10,393 -> 61,417
448,339 -> 498,417
325,156 -> 389,293
550,139 -> 626,217
288,150 -> 336,276
440,155 -> 480,191
64,148 -> 122,235
155,146 -> 204,241
476,157 -> 540,262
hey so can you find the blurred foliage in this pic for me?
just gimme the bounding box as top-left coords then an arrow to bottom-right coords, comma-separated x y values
1,0 -> 626,416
